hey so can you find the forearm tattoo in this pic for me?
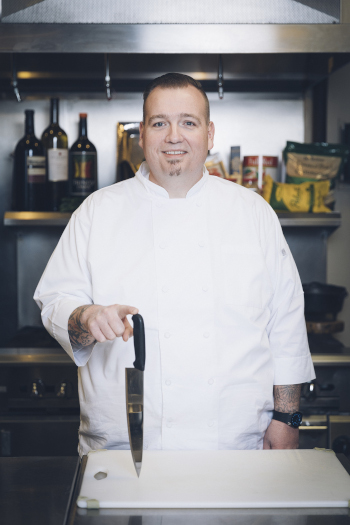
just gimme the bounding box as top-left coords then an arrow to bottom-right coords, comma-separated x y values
273,384 -> 301,413
68,305 -> 95,350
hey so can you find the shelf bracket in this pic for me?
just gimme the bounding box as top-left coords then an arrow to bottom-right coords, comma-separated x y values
217,54 -> 224,100
104,53 -> 112,101
11,55 -> 21,102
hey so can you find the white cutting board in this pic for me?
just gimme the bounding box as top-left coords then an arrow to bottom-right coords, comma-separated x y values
77,449 -> 350,509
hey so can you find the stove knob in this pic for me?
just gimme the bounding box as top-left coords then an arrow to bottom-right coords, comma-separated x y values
30,379 -> 45,398
302,381 -> 317,401
332,435 -> 350,457
56,381 -> 72,398
57,382 -> 67,398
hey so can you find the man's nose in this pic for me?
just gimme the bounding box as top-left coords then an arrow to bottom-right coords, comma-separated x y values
166,123 -> 182,143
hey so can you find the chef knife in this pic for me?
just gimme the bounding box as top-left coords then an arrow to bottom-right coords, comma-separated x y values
126,313 -> 146,477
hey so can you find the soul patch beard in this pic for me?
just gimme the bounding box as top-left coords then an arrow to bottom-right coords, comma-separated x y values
167,158 -> 182,177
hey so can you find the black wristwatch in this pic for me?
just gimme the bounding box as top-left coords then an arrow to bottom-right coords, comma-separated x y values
272,410 -> 302,429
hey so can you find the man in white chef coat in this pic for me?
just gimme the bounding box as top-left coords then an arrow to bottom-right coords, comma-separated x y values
34,73 -> 315,456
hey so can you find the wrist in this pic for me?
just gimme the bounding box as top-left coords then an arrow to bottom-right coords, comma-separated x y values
272,410 -> 302,429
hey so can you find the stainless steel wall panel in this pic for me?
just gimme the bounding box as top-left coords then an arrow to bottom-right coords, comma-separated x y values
1,24 -> 350,53
17,230 -> 62,328
0,0 -> 340,24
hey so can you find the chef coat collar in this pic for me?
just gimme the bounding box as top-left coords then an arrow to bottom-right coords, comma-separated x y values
135,161 -> 209,199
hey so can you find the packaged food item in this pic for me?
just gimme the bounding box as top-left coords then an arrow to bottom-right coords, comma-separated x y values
283,141 -> 349,209
229,146 -> 242,185
243,156 -> 258,189
205,153 -> 228,179
262,175 -> 331,213
263,156 -> 278,182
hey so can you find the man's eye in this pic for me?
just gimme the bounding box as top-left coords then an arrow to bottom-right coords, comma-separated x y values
185,121 -> 195,126
153,122 -> 164,127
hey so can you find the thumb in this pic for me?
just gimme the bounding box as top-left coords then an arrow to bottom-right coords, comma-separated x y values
117,304 -> 139,319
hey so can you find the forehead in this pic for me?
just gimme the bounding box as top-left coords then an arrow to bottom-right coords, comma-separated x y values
144,85 -> 207,121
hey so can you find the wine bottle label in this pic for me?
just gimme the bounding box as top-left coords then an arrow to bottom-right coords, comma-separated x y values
27,155 -> 46,183
71,151 -> 97,195
48,148 -> 69,182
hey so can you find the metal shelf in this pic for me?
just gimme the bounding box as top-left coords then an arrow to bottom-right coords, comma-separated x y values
4,211 -> 342,228
0,352 -> 74,365
311,353 -> 350,366
276,212 -> 341,228
3,211 -> 72,226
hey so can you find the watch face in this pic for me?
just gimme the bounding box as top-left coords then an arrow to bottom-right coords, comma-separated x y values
290,412 -> 302,429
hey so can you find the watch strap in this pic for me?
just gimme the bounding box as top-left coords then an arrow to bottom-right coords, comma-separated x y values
272,410 -> 302,428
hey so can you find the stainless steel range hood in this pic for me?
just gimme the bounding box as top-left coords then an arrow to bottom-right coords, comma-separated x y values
0,0 -> 349,54
0,0 -> 341,24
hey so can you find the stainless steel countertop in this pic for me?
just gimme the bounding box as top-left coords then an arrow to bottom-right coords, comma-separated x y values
1,453 -> 350,524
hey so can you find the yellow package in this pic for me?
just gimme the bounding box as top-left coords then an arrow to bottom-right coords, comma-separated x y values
262,175 -> 331,213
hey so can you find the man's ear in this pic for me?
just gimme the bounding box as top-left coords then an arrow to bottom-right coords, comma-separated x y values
207,121 -> 215,151
139,122 -> 144,149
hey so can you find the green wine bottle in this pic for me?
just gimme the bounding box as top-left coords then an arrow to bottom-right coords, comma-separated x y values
12,109 -> 46,211
69,113 -> 97,197
41,98 -> 69,211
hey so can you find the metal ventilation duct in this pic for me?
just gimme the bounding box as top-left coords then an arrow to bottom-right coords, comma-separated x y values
1,0 -> 340,24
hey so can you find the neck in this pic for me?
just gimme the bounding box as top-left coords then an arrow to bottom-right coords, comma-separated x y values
148,169 -> 203,198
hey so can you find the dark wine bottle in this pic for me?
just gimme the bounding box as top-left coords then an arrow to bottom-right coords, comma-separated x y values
41,98 -> 69,211
12,109 -> 47,211
69,113 -> 97,197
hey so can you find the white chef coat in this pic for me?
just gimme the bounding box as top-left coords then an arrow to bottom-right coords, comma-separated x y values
34,162 -> 315,456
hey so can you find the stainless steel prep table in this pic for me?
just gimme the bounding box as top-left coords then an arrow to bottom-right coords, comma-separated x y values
0,456 -> 80,525
2,455 -> 350,525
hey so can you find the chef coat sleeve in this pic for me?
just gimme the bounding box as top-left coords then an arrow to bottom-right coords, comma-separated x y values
34,205 -> 95,367
257,200 -> 316,385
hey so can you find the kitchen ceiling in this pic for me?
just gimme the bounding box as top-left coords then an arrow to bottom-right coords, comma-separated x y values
1,0 -> 340,24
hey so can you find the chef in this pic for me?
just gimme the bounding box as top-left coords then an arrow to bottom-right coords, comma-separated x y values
34,73 -> 315,457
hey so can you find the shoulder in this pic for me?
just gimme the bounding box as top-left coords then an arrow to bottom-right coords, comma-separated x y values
207,175 -> 276,217
73,178 -> 139,223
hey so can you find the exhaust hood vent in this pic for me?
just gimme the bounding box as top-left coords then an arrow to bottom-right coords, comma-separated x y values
1,0 -> 340,24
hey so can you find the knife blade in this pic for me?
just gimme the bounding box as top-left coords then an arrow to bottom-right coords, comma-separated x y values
126,313 -> 146,477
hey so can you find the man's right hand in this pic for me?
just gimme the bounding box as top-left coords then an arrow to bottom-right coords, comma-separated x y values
68,304 -> 139,350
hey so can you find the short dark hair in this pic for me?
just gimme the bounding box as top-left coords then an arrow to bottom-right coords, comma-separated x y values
143,73 -> 210,124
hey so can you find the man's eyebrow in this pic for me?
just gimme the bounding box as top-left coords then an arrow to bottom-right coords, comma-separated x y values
148,114 -> 168,123
179,113 -> 201,123
148,113 -> 202,124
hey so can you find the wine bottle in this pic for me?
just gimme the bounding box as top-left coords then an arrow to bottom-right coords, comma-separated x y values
41,98 -> 68,211
69,113 -> 97,197
12,109 -> 47,211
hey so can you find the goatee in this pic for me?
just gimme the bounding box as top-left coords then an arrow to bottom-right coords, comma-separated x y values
168,159 -> 181,177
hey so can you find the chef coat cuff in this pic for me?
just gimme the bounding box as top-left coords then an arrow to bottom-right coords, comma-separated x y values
273,354 -> 316,385
51,298 -> 94,366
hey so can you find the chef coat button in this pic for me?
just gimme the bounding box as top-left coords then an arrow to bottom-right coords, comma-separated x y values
159,241 -> 168,249
162,285 -> 169,293
208,420 -> 215,427
203,332 -> 210,338
208,378 -> 214,385
165,380 -> 171,386
198,240 -> 205,248
166,422 -> 172,428
202,285 -> 208,292
164,331 -> 171,339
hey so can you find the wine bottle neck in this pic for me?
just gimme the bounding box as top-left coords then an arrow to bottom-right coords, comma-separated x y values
79,117 -> 88,138
50,98 -> 59,125
25,110 -> 34,135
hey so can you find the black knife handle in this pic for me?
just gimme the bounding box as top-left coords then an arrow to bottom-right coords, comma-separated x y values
132,314 -> 146,372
